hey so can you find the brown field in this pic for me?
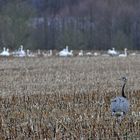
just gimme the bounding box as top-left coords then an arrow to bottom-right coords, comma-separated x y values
0,56 -> 140,139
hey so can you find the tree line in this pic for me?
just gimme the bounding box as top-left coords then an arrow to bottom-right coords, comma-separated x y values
0,0 -> 140,50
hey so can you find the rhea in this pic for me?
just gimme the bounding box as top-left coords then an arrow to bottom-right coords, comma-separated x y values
111,77 -> 130,117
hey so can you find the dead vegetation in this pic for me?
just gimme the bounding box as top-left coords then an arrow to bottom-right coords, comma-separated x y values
0,56 -> 140,139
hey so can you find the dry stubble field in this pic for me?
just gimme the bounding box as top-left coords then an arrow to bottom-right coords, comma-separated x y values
0,55 -> 140,139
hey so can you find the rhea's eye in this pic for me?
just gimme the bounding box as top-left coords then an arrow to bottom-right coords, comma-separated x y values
122,77 -> 125,80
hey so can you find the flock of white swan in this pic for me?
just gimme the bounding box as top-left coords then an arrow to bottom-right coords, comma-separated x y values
0,45 -> 137,58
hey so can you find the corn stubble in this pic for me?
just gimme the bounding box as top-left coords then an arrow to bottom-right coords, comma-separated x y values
0,56 -> 140,139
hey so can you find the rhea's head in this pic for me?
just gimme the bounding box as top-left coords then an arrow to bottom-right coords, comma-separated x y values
119,76 -> 127,83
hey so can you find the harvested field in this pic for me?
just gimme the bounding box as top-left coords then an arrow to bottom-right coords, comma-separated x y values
0,56 -> 140,139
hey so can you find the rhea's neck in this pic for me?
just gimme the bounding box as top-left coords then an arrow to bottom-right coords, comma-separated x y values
122,82 -> 126,98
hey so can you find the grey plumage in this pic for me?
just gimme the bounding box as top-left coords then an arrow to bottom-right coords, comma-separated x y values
111,77 -> 130,117
111,96 -> 129,115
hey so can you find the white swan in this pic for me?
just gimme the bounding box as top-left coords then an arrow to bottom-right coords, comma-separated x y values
27,49 -> 35,57
107,48 -> 118,56
86,52 -> 92,56
19,45 -> 26,57
42,50 -> 52,57
13,45 -> 26,57
94,52 -> 100,56
48,50 -> 53,57
78,50 -> 83,56
59,46 -> 73,57
130,52 -> 136,56
0,47 -> 10,56
119,48 -> 127,57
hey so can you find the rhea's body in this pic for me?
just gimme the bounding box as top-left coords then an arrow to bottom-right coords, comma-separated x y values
111,96 -> 129,115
